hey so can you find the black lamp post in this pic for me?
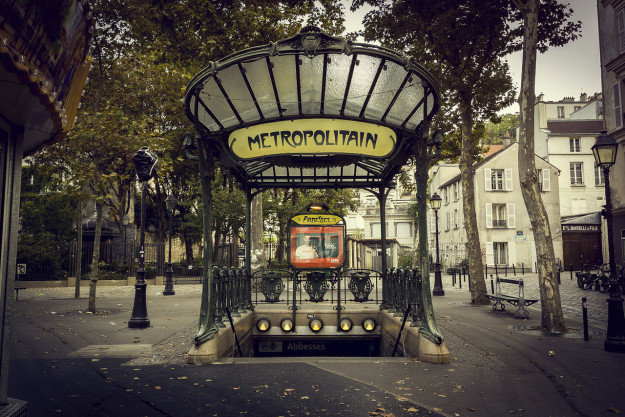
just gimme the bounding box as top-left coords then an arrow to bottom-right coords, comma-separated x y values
163,194 -> 176,296
592,131 -> 625,353
129,147 -> 157,329
430,193 -> 444,296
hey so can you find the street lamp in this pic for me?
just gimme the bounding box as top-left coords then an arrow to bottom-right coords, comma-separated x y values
163,194 -> 176,296
592,130 -> 625,353
129,147 -> 158,329
430,193 -> 444,296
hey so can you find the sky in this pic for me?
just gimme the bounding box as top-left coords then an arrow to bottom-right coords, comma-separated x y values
342,0 -> 602,114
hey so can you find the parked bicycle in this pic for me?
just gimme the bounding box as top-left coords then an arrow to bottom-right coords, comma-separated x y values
576,264 -> 625,293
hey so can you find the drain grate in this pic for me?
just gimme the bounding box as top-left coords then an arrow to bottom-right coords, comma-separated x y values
509,325 -> 602,338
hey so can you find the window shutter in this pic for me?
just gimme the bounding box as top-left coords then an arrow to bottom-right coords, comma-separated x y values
617,9 -> 625,53
485,242 -> 494,266
542,169 -> 550,191
508,241 -> 517,267
507,203 -> 516,229
505,169 -> 513,191
614,82 -> 623,129
485,169 -> 492,191
485,203 -> 493,228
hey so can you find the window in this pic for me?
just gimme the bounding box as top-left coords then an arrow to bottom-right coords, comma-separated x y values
557,106 -> 565,118
370,222 -> 388,238
485,168 -> 512,191
569,137 -> 581,153
614,81 -> 623,129
444,187 -> 449,205
453,183 -> 458,201
445,212 -> 450,231
570,162 -> 583,185
453,209 -> 458,229
595,163 -> 605,186
493,242 -> 508,265
395,222 -> 412,238
491,169 -> 504,190
492,204 -> 507,228
538,169 -> 550,191
485,203 -> 515,229
574,105 -> 581,112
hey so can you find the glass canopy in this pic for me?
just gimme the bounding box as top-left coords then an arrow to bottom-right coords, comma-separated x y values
184,26 -> 440,189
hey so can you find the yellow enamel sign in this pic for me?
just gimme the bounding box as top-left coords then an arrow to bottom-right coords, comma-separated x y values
228,119 -> 396,160
291,214 -> 343,225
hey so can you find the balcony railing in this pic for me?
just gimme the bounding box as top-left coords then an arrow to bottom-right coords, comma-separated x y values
492,219 -> 507,228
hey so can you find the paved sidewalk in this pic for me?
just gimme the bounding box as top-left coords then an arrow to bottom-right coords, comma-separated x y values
6,276 -> 625,417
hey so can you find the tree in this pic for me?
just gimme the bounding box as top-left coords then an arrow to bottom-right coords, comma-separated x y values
512,0 -> 573,332
353,0 -> 580,306
484,113 -> 520,144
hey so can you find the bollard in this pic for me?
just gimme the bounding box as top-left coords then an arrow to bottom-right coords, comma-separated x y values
582,297 -> 589,341
513,264 -> 516,276
452,269 -> 456,286
522,263 -> 525,275
490,274 -> 495,294
495,263 -> 498,277
505,265 -> 508,277
570,264 -> 573,280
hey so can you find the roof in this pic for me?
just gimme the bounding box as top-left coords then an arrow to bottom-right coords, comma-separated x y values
561,212 -> 601,225
546,120 -> 604,135
184,26 -> 441,190
482,144 -> 504,158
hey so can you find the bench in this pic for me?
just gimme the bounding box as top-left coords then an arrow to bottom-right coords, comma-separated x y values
486,276 -> 538,319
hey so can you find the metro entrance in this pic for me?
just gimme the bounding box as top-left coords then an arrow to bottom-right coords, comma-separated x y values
181,26 -> 449,362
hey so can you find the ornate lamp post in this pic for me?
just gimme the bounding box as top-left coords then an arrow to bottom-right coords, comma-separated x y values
592,131 -> 625,353
430,193 -> 444,296
129,147 -> 157,329
163,194 -> 176,296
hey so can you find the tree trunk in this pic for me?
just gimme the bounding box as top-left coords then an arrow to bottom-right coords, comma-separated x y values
515,0 -> 566,332
75,201 -> 83,298
88,203 -> 103,313
459,105 -> 490,304
250,193 -> 265,272
184,236 -> 194,265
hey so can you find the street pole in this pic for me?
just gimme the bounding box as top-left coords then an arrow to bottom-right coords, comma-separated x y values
603,165 -> 625,352
433,207 -> 444,296
163,195 -> 175,296
128,181 -> 150,328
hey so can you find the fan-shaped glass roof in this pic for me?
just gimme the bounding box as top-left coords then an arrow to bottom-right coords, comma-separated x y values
184,26 -> 440,189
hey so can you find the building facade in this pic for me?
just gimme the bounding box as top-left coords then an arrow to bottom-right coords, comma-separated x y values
598,0 -> 625,267
429,143 -> 563,272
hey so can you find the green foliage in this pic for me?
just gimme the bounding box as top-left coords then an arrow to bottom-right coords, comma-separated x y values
398,247 -> 417,269
483,113 -> 520,144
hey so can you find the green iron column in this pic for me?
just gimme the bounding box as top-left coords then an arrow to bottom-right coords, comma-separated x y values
193,133 -> 218,345
412,128 -> 443,343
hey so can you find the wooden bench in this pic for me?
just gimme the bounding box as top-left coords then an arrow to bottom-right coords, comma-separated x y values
486,276 -> 538,319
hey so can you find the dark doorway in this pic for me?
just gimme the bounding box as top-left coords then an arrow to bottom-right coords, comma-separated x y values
563,231 -> 602,270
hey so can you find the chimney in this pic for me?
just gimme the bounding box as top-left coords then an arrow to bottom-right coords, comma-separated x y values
503,132 -> 513,148
580,92 -> 588,102
536,93 -> 544,103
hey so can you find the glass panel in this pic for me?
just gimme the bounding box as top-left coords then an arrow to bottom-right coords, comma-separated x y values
299,54 -> 324,114
427,90 -> 435,117
191,96 -> 219,132
363,60 -> 405,122
271,55 -> 299,117
324,54 -> 352,115
342,164 -> 355,177
200,78 -> 238,129
405,102 -> 424,130
218,65 -> 257,123
241,58 -> 280,119
344,54 -> 381,117
385,74 -> 424,126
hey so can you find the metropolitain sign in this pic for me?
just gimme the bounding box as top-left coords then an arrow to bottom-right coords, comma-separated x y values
228,119 -> 396,160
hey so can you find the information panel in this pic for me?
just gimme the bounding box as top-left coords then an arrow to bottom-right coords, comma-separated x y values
288,225 -> 344,269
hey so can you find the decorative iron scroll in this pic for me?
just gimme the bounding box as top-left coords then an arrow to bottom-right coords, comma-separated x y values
260,271 -> 284,302
349,271 -> 373,302
304,271 -> 329,302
